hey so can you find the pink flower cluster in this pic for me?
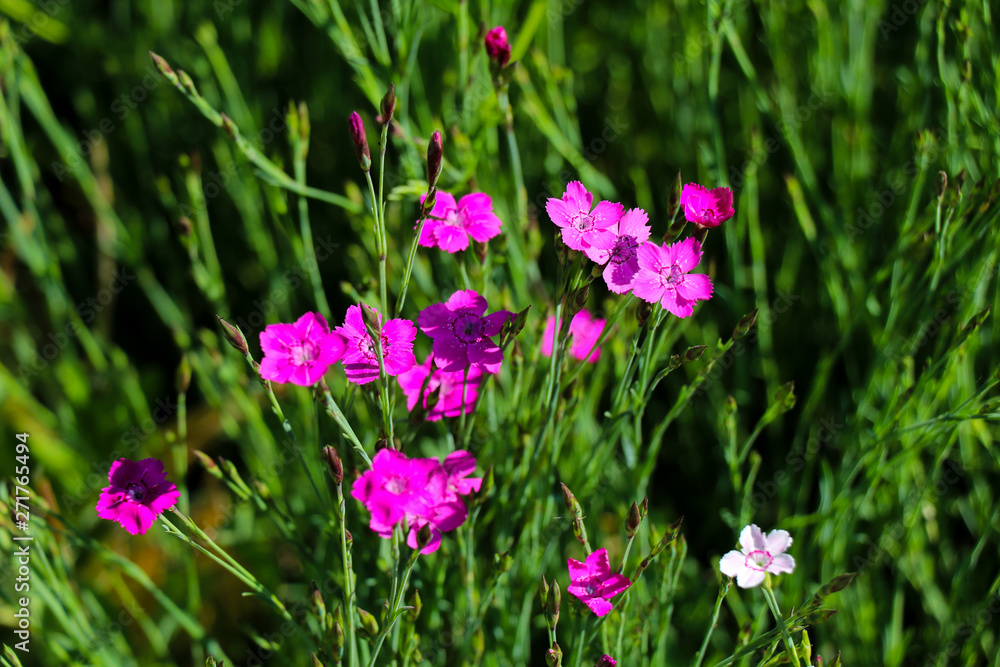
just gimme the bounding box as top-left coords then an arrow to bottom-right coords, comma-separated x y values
546,180 -> 734,318
351,448 -> 481,553
258,309 -> 416,388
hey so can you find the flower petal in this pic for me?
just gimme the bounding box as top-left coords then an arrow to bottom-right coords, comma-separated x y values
768,553 -> 796,575
719,550 -> 746,578
766,529 -> 793,555
739,524 -> 767,553
736,568 -> 766,589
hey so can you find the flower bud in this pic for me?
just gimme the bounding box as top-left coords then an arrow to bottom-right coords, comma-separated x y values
176,216 -> 193,237
360,303 -> 381,334
310,580 -> 326,620
639,496 -> 649,519
407,589 -> 422,621
626,501 -> 641,538
178,70 -> 198,97
216,315 -> 249,356
206,656 -> 221,667
636,300 -> 653,327
311,653 -> 325,667
540,575 -> 550,606
380,83 -> 396,125
732,308 -> 759,341
545,643 -> 563,667
194,450 -> 223,479
595,655 -> 618,667
427,131 -> 443,189
177,354 -> 191,393
547,580 -> 561,629
357,607 -> 379,636
323,445 -> 344,484
251,478 -> 271,501
494,550 -> 512,574
345,529 -> 353,551
683,345 -> 708,362
220,112 -> 237,138
667,170 -> 683,221
149,51 -> 179,87
349,112 -> 371,171
559,482 -> 580,516
415,523 -> 433,551
485,26 -> 511,68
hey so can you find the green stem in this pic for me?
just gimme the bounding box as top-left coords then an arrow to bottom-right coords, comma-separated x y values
336,482 -> 359,667
319,380 -> 372,467
692,580 -> 732,667
395,194 -> 432,316
762,578 -> 801,667
368,546 -> 419,667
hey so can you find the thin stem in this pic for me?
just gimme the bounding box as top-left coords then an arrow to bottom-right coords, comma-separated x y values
693,580 -> 732,667
336,481 -> 359,667
395,195 -> 432,316
364,170 -> 388,319
318,380 -> 372,467
762,578 -> 801,667
367,547 -> 419,667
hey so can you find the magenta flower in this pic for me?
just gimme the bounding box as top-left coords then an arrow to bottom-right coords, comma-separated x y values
484,26 -> 511,67
259,312 -> 346,386
417,290 -> 513,374
397,356 -> 484,421
679,183 -> 734,228
595,656 -> 617,667
95,458 -> 180,535
418,192 -> 503,253
631,238 -> 713,317
567,548 -> 632,617
584,208 -> 652,293
546,181 -> 623,255
351,449 -> 480,554
335,305 -> 416,385
541,310 -> 606,363
719,524 -> 796,588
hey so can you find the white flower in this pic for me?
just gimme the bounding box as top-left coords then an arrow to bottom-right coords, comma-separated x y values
719,524 -> 796,588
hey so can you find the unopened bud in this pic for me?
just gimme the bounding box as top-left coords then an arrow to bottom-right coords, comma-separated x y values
360,303 -> 381,334
357,607 -> 379,636
251,478 -> 271,501
494,550 -> 512,574
774,381 -> 796,412
205,656 -> 220,667
176,216 -> 193,237
220,112 -> 236,138
310,580 -> 326,619
667,170 -> 683,220
149,51 -> 179,87
349,112 -> 371,171
415,523 -> 433,550
540,575 -> 550,606
311,653 -> 324,667
323,445 -> 344,484
298,101 -> 311,144
636,300 -> 653,327
545,643 -> 563,667
380,83 -> 396,125
407,589 -> 422,621
473,465 -> 494,506
485,26 -> 511,68
216,315 -> 249,356
626,501 -> 641,538
547,580 -> 561,628
559,482 -> 580,516
732,308 -> 758,341
345,529 -> 353,551
194,451 -> 223,479
177,354 -> 191,393
427,131 -> 443,189
683,345 -> 708,362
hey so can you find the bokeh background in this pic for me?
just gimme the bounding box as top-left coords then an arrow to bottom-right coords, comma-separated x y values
0,0 -> 998,665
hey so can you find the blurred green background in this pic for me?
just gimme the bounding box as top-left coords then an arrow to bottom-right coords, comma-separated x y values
0,0 -> 998,665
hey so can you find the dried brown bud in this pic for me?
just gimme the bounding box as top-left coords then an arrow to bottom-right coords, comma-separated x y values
323,445 -> 344,484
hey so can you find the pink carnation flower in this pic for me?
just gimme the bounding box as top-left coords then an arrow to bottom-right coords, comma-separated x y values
397,356 -> 484,421
595,656 -> 617,667
719,524 -> 795,588
546,181 -> 623,255
541,310 -> 606,363
631,238 -> 713,317
484,26 -> 511,67
95,458 -> 180,535
351,449 -> 481,554
259,312 -> 346,386
335,305 -> 416,385
566,548 -> 632,617
418,192 -> 503,253
679,183 -> 735,228
417,290 -> 513,374
584,208 -> 652,293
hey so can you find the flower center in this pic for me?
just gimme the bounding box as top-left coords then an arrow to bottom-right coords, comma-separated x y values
383,475 -> 409,495
609,236 -> 637,264
573,213 -> 594,231
291,341 -> 319,366
700,206 -> 716,221
450,312 -> 485,344
125,482 -> 147,503
745,549 -> 773,571
358,333 -> 389,361
584,582 -> 598,596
